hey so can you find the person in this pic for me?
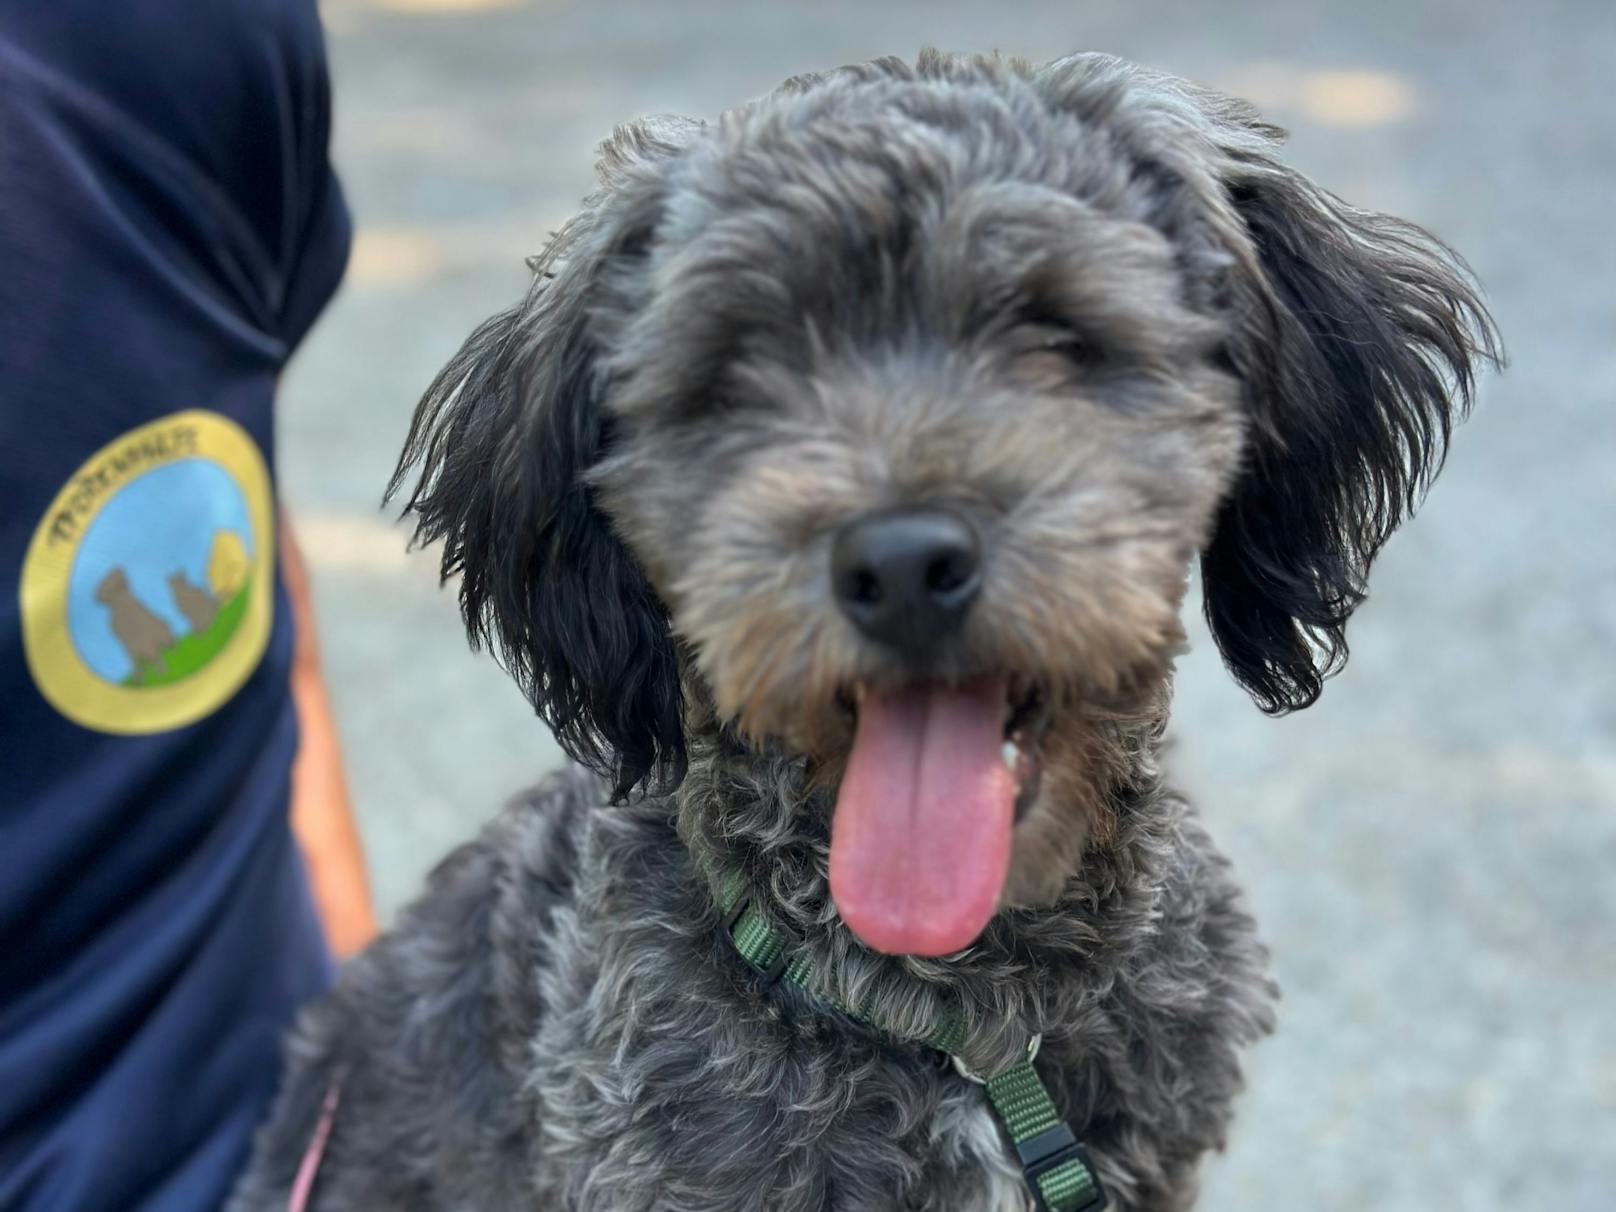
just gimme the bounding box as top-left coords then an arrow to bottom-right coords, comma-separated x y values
0,2 -> 374,1208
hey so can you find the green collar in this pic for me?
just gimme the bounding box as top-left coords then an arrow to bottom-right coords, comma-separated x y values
711,867 -> 1107,1212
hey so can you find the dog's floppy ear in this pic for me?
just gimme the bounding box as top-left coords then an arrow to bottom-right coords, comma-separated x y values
388,119 -> 699,799
1034,56 -> 1499,711
1196,115 -> 1502,711
1035,56 -> 1499,710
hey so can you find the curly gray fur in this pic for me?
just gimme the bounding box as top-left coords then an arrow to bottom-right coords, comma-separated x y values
232,48 -> 1495,1212
231,751 -> 1270,1211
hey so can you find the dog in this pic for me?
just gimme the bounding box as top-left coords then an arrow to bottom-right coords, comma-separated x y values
231,51 -> 1497,1212
169,570 -> 220,633
95,568 -> 173,678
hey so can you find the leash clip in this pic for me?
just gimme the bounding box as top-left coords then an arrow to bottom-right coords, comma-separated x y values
949,1035 -> 1108,1211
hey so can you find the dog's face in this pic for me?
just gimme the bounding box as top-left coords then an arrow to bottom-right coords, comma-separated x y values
395,53 -> 1495,956
589,85 -> 1248,953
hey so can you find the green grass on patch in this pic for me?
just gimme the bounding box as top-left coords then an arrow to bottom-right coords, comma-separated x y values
125,579 -> 251,688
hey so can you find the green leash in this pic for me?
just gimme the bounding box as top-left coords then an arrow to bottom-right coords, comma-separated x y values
713,870 -> 1106,1212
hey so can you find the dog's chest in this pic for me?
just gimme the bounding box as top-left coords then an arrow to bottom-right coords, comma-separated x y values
927,1095 -> 1035,1212
539,1024 -> 1041,1212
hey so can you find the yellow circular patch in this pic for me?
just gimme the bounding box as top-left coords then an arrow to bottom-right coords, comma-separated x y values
20,410 -> 275,735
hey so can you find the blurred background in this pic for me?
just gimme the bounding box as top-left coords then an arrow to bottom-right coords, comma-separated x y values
279,1 -> 1614,1208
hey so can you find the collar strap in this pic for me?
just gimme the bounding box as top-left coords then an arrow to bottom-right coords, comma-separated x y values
714,874 -> 1107,1212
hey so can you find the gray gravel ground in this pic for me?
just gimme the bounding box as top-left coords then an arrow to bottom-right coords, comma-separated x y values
279,2 -> 1615,1207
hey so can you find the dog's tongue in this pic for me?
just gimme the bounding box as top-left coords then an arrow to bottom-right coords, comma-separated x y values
829,676 -> 1014,956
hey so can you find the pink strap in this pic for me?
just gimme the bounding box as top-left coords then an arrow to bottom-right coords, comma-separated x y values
287,1079 -> 343,1212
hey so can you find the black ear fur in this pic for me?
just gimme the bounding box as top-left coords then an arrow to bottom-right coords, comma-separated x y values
1029,55 -> 1502,712
387,237 -> 684,801
1201,160 -> 1502,712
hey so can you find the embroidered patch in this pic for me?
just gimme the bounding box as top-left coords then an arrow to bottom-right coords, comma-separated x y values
19,410 -> 275,735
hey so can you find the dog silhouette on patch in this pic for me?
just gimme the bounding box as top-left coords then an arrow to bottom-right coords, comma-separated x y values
168,571 -> 219,633
95,568 -> 173,679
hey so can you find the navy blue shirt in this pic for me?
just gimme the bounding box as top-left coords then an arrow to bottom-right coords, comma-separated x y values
0,3 -> 349,1209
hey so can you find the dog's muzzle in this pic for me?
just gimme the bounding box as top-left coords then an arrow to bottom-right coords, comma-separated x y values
831,505 -> 981,653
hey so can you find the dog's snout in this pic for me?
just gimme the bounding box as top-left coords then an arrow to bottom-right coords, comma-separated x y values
831,507 -> 981,651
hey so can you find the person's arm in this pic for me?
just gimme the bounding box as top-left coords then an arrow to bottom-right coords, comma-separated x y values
279,511 -> 377,960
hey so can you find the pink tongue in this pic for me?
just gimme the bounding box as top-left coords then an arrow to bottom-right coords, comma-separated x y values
829,676 -> 1014,956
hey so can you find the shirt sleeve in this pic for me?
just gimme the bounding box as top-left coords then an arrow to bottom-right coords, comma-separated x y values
0,0 -> 351,358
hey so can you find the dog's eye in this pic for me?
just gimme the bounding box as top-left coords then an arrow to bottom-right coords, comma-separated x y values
1013,320 -> 1091,375
1036,329 -> 1089,364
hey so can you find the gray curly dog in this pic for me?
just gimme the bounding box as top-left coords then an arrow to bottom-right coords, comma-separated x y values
230,50 -> 1498,1212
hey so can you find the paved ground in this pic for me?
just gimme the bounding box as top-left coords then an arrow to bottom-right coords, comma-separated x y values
280,1 -> 1615,1207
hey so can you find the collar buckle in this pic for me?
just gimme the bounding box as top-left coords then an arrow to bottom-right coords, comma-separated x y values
1016,1126 -> 1107,1212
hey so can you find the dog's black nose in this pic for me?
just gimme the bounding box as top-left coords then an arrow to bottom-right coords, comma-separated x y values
832,507 -> 981,652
